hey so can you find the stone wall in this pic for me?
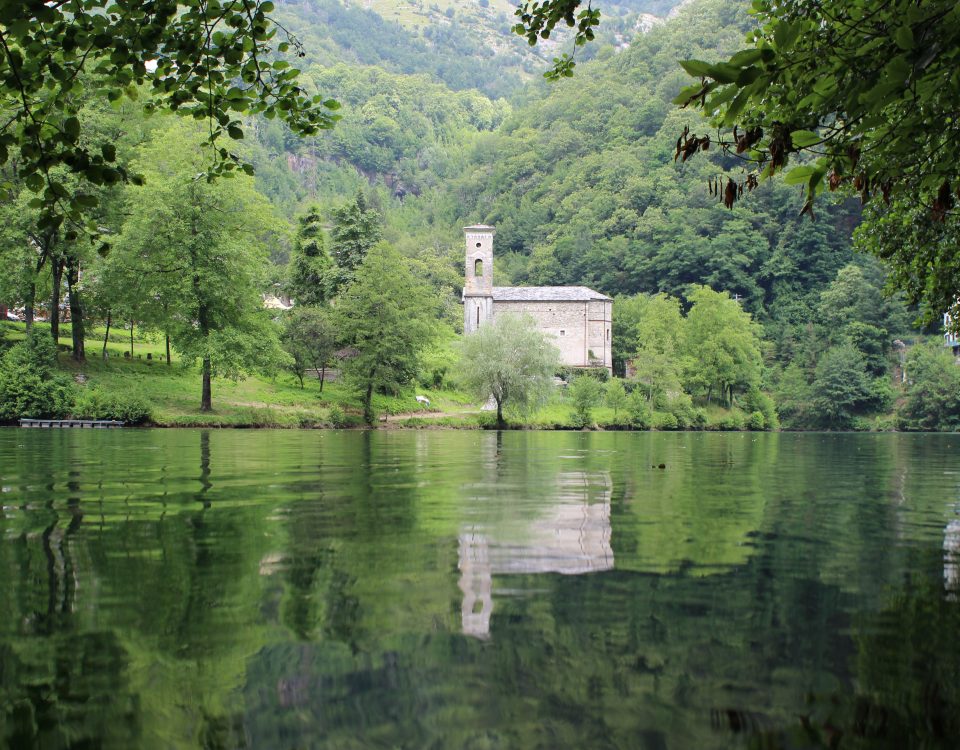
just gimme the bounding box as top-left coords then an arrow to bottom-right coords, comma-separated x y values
493,300 -> 612,370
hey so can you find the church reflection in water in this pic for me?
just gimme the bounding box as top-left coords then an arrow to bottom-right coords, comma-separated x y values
946,512 -> 960,595
458,469 -> 613,638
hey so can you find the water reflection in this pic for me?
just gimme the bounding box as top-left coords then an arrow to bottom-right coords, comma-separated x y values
1,430 -> 960,748
946,514 -> 960,594
459,468 -> 613,638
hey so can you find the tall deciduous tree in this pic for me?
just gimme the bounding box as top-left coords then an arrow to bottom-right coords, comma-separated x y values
683,286 -> 762,406
627,293 -> 687,404
809,345 -> 876,430
108,120 -> 284,411
334,243 -> 436,424
457,314 -> 560,428
898,343 -> 960,432
281,307 -> 337,390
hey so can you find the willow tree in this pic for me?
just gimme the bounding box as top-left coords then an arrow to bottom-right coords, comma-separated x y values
457,314 -> 560,429
108,119 -> 284,411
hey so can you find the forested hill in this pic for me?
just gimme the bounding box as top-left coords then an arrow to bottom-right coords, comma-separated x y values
389,0 -> 860,324
270,0 -> 688,99
251,0 -> 863,327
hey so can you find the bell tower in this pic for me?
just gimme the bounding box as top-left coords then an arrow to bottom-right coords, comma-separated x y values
463,225 -> 494,333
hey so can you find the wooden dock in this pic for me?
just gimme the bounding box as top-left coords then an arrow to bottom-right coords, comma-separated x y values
20,419 -> 125,429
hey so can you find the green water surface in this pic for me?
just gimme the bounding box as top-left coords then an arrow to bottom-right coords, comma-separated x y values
1,429 -> 959,749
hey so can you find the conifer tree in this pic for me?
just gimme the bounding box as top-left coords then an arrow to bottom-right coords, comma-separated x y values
328,192 -> 383,297
287,207 -> 332,307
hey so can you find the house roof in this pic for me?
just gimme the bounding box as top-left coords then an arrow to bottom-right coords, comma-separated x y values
491,286 -> 612,302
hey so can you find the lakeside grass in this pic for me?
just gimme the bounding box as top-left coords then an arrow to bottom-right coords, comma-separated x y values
3,321 -> 773,430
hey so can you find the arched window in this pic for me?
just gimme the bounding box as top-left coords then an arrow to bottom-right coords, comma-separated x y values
474,258 -> 483,277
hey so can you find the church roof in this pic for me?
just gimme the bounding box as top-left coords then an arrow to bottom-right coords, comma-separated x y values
491,286 -> 612,302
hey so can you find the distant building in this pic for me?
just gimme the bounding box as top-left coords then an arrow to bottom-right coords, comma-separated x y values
461,225 -> 612,372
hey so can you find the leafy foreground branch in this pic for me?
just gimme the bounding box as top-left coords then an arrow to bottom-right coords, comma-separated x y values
0,1 -> 339,234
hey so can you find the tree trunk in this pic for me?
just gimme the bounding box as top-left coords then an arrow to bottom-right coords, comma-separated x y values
25,278 -> 35,332
102,312 -> 111,359
65,255 -> 85,362
201,356 -> 212,412
496,398 -> 505,429
198,301 -> 212,411
165,333 -> 171,365
363,369 -> 376,425
319,363 -> 325,393
129,321 -> 134,358
50,257 -> 64,344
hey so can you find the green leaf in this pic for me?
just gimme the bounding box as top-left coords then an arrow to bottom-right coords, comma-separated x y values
773,20 -> 801,51
783,165 -> 815,185
227,124 -> 244,139
894,26 -> 914,51
679,59 -> 713,77
63,116 -> 80,142
728,49 -> 764,67
790,130 -> 821,148
722,87 -> 751,126
101,143 -> 116,162
704,63 -> 740,84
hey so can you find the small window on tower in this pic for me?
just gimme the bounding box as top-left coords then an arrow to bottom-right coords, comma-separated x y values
606,329 -> 610,340
476,307 -> 480,326
476,242 -> 482,248
559,330 -> 565,336
474,258 -> 483,277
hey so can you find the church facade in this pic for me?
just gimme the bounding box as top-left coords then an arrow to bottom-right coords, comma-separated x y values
462,225 -> 613,372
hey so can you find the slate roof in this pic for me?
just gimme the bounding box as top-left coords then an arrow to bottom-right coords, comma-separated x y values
491,286 -> 612,302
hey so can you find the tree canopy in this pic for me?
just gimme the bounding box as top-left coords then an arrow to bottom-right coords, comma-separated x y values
334,242 -> 437,424
519,0 -> 960,321
457,314 -> 560,428
671,0 -> 960,320
0,1 -> 339,231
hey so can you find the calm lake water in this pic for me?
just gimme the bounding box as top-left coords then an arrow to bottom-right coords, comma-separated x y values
1,429 -> 959,749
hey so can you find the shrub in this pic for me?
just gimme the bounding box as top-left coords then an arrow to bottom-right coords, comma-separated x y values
558,366 -> 609,383
71,388 -> 152,424
0,334 -> 75,421
715,412 -> 745,431
627,390 -> 651,429
742,388 -> 779,430
569,374 -> 604,428
605,379 -> 628,423
651,411 -> 679,430
747,410 -> 766,430
327,404 -> 348,428
666,392 -> 696,428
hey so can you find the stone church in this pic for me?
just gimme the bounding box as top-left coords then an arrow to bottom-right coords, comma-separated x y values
462,225 -> 613,372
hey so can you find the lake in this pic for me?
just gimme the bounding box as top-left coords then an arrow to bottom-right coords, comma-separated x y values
1,428 -> 959,749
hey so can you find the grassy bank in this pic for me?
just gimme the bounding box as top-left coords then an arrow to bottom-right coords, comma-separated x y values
3,321 -> 776,430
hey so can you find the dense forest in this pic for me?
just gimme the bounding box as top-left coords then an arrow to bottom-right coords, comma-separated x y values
0,0 -> 956,430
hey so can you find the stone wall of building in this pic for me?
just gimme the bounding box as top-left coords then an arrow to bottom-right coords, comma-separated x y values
494,300 -> 611,369
463,294 -> 494,334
